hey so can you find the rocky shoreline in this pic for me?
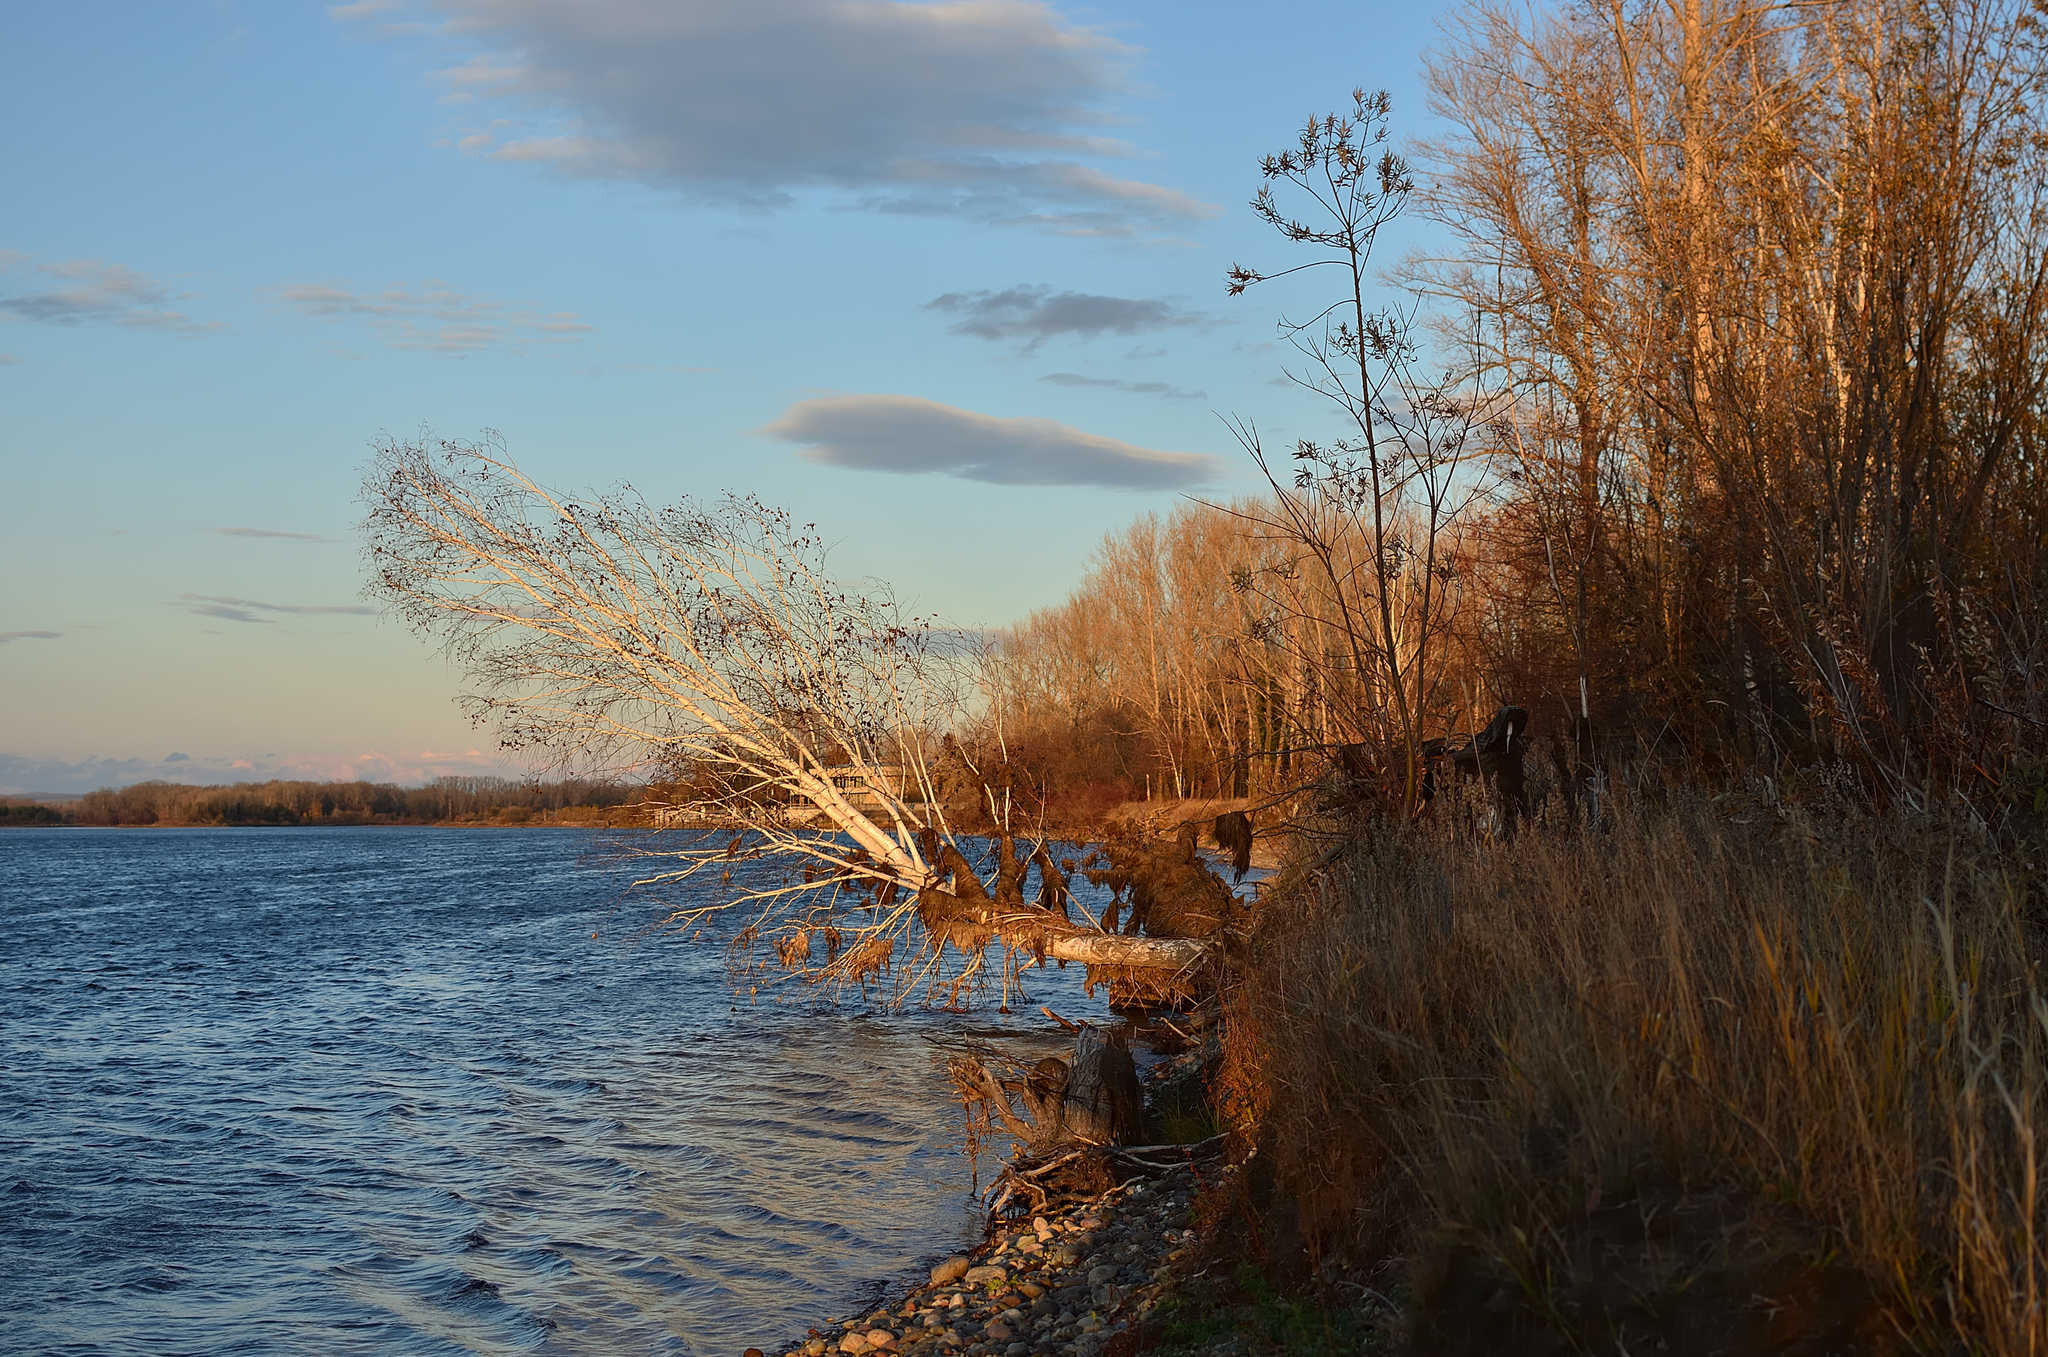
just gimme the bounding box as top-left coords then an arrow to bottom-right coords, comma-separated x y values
750,1041 -> 1228,1357
757,1161 -> 1219,1357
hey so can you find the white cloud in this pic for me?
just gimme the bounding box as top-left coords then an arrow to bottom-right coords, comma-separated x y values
759,393 -> 1221,489
343,0 -> 1215,233
268,279 -> 592,354
0,253 -> 220,333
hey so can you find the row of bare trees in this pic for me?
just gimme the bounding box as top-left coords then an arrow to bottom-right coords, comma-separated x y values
1417,0 -> 2048,800
993,0 -> 2048,815
982,493 -> 1494,820
985,501 -> 1281,811
59,776 -> 634,826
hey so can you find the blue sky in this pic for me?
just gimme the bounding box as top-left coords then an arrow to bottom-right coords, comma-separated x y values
0,0 -> 1451,794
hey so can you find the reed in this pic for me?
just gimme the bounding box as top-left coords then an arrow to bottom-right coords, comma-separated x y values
1228,786 -> 2048,1350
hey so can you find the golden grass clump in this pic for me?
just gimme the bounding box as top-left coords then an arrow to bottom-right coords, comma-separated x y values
1228,789 -> 2048,1352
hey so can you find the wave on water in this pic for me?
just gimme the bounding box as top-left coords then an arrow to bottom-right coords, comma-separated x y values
0,827 -> 1106,1356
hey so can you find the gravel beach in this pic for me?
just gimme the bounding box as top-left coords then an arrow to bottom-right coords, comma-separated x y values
751,1039 -> 1229,1357
756,1161 -> 1220,1357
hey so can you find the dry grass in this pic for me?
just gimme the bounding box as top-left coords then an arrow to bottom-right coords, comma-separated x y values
1225,784 -> 2048,1352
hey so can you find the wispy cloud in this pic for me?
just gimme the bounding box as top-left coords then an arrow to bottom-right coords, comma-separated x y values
337,0 -> 1215,235
759,393 -> 1221,490
269,279 -> 592,354
0,253 -> 220,333
0,630 -> 60,643
850,160 -> 1215,236
0,354 -> 19,365
180,594 -> 376,624
925,285 -> 1206,349
1042,372 -> 1206,400
206,526 -> 335,542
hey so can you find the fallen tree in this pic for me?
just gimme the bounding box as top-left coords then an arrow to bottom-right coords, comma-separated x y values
360,434 -> 1229,1001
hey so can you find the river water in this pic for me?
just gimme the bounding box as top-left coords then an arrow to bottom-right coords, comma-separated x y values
0,827 -> 1105,1357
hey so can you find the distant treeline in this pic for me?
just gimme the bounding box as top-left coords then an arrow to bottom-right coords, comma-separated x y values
3,776 -> 640,827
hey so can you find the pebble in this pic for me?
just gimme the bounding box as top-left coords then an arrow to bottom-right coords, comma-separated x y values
758,1054 -> 1232,1357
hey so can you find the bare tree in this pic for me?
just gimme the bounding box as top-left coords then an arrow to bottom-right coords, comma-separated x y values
360,433 -> 1211,1000
1226,90 -> 1490,815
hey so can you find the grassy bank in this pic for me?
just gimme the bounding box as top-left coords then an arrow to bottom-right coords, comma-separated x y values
1173,785 -> 2048,1354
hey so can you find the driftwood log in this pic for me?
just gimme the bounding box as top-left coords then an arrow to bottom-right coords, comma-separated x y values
983,1133 -> 1231,1223
1041,933 -> 1211,970
950,1024 -> 1144,1153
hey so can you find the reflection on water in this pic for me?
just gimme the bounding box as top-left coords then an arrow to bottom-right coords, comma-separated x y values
0,827 -> 1104,1356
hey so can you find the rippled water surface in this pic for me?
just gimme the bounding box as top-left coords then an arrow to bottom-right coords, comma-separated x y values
0,828 -> 1099,1356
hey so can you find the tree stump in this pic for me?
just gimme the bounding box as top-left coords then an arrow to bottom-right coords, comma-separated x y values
951,1024 -> 1143,1152
1060,1025 -> 1144,1145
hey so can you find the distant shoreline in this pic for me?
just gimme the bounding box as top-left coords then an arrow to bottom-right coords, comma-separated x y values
0,820 -> 624,829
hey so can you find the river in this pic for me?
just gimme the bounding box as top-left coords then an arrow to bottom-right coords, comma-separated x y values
0,827 -> 1106,1356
